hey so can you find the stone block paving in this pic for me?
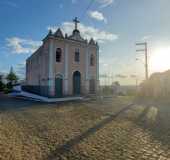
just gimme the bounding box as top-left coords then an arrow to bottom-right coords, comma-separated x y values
0,95 -> 170,160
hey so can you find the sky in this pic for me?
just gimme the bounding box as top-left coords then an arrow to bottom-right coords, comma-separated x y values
1,0 -> 170,85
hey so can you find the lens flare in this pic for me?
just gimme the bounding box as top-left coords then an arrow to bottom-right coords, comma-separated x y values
150,47 -> 170,73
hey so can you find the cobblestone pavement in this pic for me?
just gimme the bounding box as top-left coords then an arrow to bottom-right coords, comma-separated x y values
0,94 -> 170,160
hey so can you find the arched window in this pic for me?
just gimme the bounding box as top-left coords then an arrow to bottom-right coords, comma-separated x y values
56,48 -> 62,62
75,49 -> 80,62
90,54 -> 95,66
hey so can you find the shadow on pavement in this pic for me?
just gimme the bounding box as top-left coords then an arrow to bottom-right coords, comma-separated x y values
134,102 -> 170,149
0,93 -> 93,111
0,93 -> 44,111
46,103 -> 134,160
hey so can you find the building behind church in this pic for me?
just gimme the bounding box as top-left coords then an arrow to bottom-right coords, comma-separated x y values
25,18 -> 99,97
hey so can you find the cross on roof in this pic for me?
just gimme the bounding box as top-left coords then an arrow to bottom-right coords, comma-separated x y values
73,17 -> 80,30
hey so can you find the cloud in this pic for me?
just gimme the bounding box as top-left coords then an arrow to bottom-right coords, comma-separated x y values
71,0 -> 77,4
6,37 -> 42,54
116,74 -> 127,79
88,10 -> 107,23
103,63 -> 109,67
141,35 -> 152,41
0,0 -> 18,8
0,71 -> 8,76
59,4 -> 63,9
48,22 -> 118,43
130,75 -> 137,78
97,0 -> 114,8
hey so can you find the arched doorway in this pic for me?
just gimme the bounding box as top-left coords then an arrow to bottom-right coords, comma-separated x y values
89,79 -> 96,94
73,71 -> 81,95
55,74 -> 63,98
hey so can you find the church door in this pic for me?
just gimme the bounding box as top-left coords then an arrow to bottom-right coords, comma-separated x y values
89,79 -> 96,94
55,77 -> 63,98
73,71 -> 81,95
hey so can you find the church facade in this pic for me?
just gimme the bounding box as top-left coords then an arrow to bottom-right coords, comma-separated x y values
25,18 -> 99,97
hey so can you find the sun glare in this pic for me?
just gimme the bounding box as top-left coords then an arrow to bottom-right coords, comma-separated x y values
150,47 -> 170,73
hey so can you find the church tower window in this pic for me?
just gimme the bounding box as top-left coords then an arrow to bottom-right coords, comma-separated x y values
56,48 -> 62,62
75,49 -> 80,62
90,54 -> 95,66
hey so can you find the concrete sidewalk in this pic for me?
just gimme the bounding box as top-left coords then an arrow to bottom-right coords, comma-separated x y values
9,91 -> 83,102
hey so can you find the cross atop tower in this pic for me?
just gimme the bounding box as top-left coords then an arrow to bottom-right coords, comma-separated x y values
73,17 -> 80,30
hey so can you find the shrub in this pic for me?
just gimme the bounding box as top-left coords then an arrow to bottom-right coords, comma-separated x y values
3,87 -> 11,94
6,82 -> 13,90
0,81 -> 5,92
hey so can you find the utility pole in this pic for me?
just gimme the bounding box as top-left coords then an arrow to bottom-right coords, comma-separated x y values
136,42 -> 149,80
111,73 -> 114,85
130,74 -> 138,91
136,78 -> 138,90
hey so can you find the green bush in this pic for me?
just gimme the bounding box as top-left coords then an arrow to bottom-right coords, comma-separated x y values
3,87 -> 11,94
3,82 -> 13,94
0,81 -> 5,92
6,82 -> 13,89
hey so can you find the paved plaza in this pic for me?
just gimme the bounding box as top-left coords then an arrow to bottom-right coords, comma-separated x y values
0,94 -> 170,160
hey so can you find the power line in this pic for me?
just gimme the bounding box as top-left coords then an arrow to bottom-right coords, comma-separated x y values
136,42 -> 149,80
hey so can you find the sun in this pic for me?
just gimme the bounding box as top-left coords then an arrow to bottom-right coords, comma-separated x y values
149,47 -> 170,73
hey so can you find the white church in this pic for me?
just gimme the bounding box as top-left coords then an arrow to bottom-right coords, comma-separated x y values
25,18 -> 99,98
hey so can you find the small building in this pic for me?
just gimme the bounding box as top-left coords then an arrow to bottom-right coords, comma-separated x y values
25,18 -> 99,97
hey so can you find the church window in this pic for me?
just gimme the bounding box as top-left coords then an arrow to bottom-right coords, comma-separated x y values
56,48 -> 62,62
75,49 -> 80,62
90,54 -> 95,66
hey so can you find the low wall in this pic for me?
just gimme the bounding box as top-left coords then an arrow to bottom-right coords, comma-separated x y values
22,85 -> 50,97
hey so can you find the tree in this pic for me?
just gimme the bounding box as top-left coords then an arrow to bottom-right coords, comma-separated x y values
6,67 -> 18,87
112,81 -> 121,95
0,75 -> 5,91
114,81 -> 120,86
